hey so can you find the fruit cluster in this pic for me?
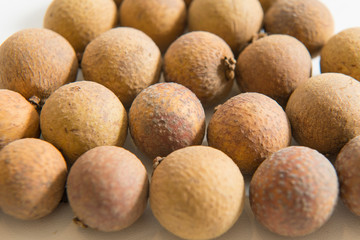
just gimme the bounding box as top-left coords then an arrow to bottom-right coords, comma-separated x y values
0,0 -> 360,239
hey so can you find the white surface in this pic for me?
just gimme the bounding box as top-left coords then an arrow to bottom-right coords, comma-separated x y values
1,0 -> 360,239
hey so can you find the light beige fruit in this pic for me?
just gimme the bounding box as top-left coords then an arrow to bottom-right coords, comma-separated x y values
250,146 -> 338,237
40,81 -> 127,165
0,28 -> 78,103
0,138 -> 67,220
150,145 -> 245,240
0,90 -> 40,148
44,0 -> 117,57
335,136 -> 360,216
286,73 -> 360,154
67,146 -> 148,232
264,0 -> 334,56
236,34 -> 312,107
120,0 -> 186,53
82,27 -> 162,108
321,27 -> 360,81
207,92 -> 291,175
129,82 -> 205,160
188,0 -> 263,54
163,31 -> 235,106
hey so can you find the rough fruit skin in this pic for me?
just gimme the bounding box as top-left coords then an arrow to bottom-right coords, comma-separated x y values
163,31 -> 235,106
188,0 -> 263,55
286,73 -> 360,154
40,81 -> 128,165
236,34 -> 312,107
0,28 -> 78,101
0,138 -> 67,220
82,27 -> 162,108
321,27 -> 360,81
250,146 -> 338,237
129,82 -> 205,159
44,0 -> 117,55
120,0 -> 186,53
207,92 -> 291,175
264,0 -> 334,56
0,90 -> 40,148
335,136 -> 360,216
67,146 -> 148,232
150,146 -> 245,240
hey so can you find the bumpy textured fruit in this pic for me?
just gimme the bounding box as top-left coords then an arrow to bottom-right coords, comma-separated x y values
264,0 -> 334,56
120,0 -> 186,53
82,27 -> 162,108
0,138 -> 67,220
0,90 -> 40,148
67,146 -> 148,232
0,28 -> 78,102
236,34 -> 312,107
250,146 -> 338,237
44,0 -> 117,56
286,73 -> 360,154
150,145 -> 245,240
129,82 -> 205,159
40,81 -> 127,165
188,0 -> 263,54
335,136 -> 360,216
321,27 -> 360,81
207,92 -> 291,174
163,31 -> 235,106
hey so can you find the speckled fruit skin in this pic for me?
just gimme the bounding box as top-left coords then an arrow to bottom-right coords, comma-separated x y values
188,0 -> 263,55
129,82 -> 205,160
286,73 -> 360,154
264,0 -> 334,56
40,81 -> 128,165
150,145 -> 245,240
82,27 -> 162,108
236,34 -> 311,107
259,0 -> 278,12
120,0 -> 186,53
67,146 -> 148,232
207,92 -> 291,175
163,31 -> 235,106
250,146 -> 338,237
0,28 -> 78,102
0,138 -> 67,220
0,90 -> 40,148
321,27 -> 360,82
44,0 -> 117,56
335,136 -> 360,216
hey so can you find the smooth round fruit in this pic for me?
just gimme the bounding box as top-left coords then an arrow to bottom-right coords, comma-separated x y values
150,145 -> 245,240
188,0 -> 263,54
82,27 -> 162,108
163,31 -> 235,106
0,28 -> 78,102
236,34 -> 312,107
250,146 -> 338,237
44,0 -> 117,56
129,82 -> 205,159
40,81 -> 128,165
208,92 -> 291,175
335,136 -> 360,216
264,0 -> 334,56
259,0 -> 278,12
321,27 -> 360,81
120,0 -> 186,53
0,90 -> 40,148
286,73 -> 360,154
0,138 -> 67,220
67,146 -> 148,232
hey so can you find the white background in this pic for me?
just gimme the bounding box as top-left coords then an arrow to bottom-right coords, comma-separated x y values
0,0 -> 360,239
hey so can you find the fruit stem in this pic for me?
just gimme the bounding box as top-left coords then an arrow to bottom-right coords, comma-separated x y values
153,156 -> 164,170
28,95 -> 44,112
223,56 -> 236,81
73,217 -> 88,229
